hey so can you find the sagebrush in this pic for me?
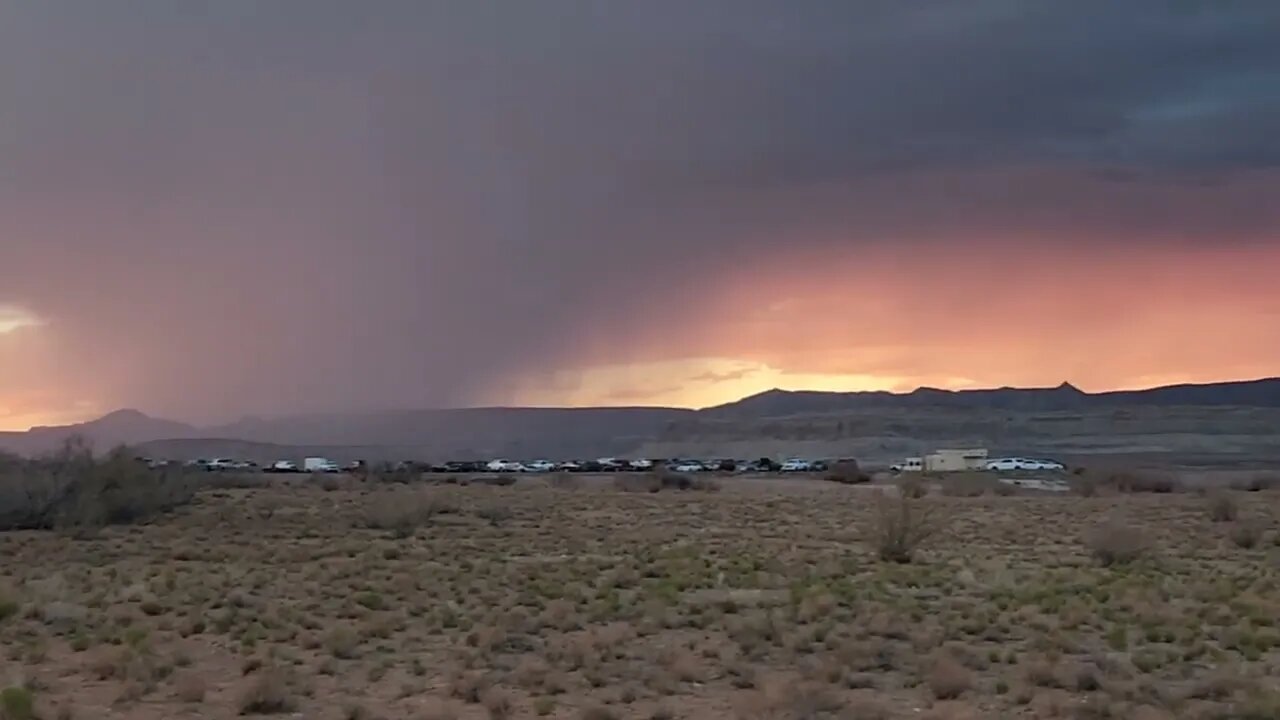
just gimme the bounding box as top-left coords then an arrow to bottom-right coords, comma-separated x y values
869,491 -> 946,563
0,439 -> 197,531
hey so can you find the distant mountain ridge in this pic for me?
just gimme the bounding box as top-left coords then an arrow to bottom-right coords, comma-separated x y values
3,377 -> 1280,460
704,377 -> 1280,417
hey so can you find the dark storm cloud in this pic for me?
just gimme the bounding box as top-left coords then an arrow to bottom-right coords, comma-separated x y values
1,1 -> 1277,421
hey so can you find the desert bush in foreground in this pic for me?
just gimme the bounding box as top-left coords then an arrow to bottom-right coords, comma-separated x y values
237,667 -> 295,715
870,491 -> 946,563
361,491 -> 444,537
940,472 -> 1000,497
927,655 -> 972,699
0,440 -> 198,532
1087,520 -> 1150,566
1110,470 -> 1181,494
1229,522 -> 1263,549
896,474 -> 929,498
1207,490 -> 1239,522
614,474 -> 661,493
824,459 -> 870,485
373,462 -> 420,485
549,472 -> 583,490
613,471 -> 720,493
0,686 -> 35,720
1232,473 -> 1278,492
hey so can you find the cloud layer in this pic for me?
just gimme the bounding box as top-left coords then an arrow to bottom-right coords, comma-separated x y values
1,2 -> 1277,426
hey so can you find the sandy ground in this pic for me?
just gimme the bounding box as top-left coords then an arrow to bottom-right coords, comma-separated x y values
1,474 -> 1279,719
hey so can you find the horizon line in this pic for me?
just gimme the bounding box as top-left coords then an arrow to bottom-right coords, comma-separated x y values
7,374 -> 1278,432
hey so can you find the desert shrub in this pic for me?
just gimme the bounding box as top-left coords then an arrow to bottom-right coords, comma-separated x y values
475,504 -> 514,525
0,595 -> 18,623
1086,520 -> 1150,566
896,475 -> 928,499
613,470 -> 724,493
361,491 -> 443,537
1229,522 -> 1263,549
927,655 -> 972,699
658,470 -> 695,490
825,459 -> 870,485
0,439 -> 198,532
480,687 -> 512,720
1110,470 -> 1180,494
549,472 -> 583,490
1207,489 -> 1239,522
686,475 -> 721,492
174,670 -> 207,702
0,686 -> 35,720
1232,473 -> 1279,492
319,475 -> 342,492
1073,475 -> 1100,497
940,472 -> 999,497
324,626 -> 360,659
473,474 -> 517,487
614,474 -> 661,493
237,667 -> 295,715
373,462 -> 419,485
202,472 -> 269,490
870,491 -> 946,563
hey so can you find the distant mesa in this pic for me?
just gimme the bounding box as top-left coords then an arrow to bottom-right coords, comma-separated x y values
2,376 -> 1280,460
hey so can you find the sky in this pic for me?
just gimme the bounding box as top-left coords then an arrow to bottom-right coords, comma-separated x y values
2,1 -> 1279,429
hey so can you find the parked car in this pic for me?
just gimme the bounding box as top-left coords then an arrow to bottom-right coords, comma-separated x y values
486,459 -> 525,472
205,458 -> 236,471
557,461 -> 582,472
629,459 -> 654,470
304,457 -> 341,473
670,462 -> 705,473
985,458 -> 1065,472
779,459 -> 812,472
266,460 -> 298,473
525,460 -> 556,473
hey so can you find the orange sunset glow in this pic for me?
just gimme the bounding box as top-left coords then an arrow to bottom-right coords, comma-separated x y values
2,3 -> 1278,430
497,241 -> 1280,409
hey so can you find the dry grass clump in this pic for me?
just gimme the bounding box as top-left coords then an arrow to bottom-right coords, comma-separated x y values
870,491 -> 946,563
361,490 -> 445,537
1086,519 -> 1150,566
824,459 -> 870,485
549,472 -> 583,490
927,655 -> 972,699
236,667 -> 295,715
614,474 -> 661,493
324,626 -> 360,658
1109,470 -> 1181,494
472,474 -> 518,487
480,687 -> 512,720
1207,489 -> 1238,522
173,670 -> 206,702
896,475 -> 929,499
1232,473 -> 1278,492
579,706 -> 619,720
0,686 -> 35,720
1228,521 -> 1264,549
940,472 -> 1002,497
0,439 -> 198,531
614,471 -> 720,493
